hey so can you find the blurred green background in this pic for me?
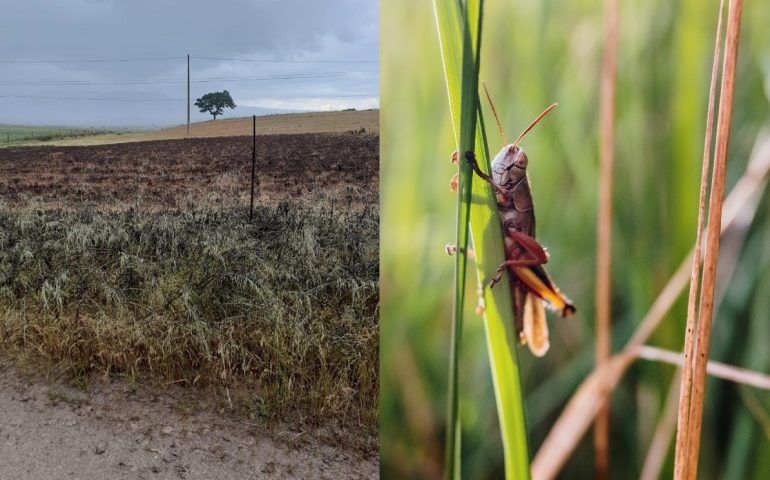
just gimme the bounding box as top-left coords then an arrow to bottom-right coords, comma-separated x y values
381,0 -> 770,478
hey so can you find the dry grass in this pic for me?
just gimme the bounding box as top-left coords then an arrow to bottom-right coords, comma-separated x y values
531,130 -> 770,479
532,2 -> 751,477
0,199 -> 379,431
640,347 -> 770,390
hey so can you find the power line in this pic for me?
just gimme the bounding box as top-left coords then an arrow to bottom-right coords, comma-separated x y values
0,94 -> 184,102
192,74 -> 354,83
0,93 -> 375,101
192,56 -> 377,64
0,80 -> 186,86
0,54 -> 378,114
0,72 -> 373,86
198,71 -> 375,80
0,56 -> 185,64
0,55 -> 377,65
294,94 -> 377,98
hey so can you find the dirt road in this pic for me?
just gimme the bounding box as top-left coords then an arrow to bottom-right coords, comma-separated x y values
0,363 -> 377,479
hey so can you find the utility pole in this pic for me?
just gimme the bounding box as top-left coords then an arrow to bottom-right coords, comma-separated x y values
250,115 -> 256,220
187,54 -> 190,135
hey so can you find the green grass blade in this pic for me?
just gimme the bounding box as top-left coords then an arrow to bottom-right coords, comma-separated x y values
432,1 -> 463,138
434,0 -> 530,478
471,108 -> 531,480
433,0 -> 482,478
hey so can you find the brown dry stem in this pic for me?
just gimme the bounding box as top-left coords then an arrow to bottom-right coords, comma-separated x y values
674,0 -> 726,473
594,0 -> 618,476
639,346 -> 770,390
675,1 -> 744,478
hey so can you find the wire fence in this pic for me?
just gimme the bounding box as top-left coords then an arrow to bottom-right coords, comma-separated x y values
0,126 -> 136,144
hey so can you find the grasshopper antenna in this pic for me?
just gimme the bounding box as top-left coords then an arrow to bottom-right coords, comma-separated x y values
482,82 -> 506,146
512,102 -> 558,149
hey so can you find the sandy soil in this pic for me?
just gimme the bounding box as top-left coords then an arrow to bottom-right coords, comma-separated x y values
14,110 -> 379,147
0,362 -> 377,479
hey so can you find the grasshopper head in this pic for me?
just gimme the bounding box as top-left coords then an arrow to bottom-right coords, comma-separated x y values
492,144 -> 528,187
490,102 -> 557,187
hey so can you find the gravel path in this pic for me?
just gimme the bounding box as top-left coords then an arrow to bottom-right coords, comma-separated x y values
0,363 -> 377,479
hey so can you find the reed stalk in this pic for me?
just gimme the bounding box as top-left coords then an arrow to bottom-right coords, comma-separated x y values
594,0 -> 619,476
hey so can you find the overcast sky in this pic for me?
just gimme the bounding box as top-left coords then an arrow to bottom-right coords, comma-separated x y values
0,0 -> 379,127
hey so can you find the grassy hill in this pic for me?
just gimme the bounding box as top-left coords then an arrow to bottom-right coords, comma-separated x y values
2,109 -> 378,147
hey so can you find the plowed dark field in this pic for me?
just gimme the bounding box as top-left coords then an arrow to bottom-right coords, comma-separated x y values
0,132 -> 378,210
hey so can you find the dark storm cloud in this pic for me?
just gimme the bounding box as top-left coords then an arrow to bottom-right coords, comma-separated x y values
0,0 -> 378,126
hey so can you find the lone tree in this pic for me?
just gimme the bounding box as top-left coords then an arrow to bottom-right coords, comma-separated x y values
194,90 -> 236,120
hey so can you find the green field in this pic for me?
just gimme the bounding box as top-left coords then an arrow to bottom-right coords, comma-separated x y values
0,124 -> 131,145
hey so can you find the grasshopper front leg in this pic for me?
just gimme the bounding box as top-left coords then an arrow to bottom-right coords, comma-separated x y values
464,151 -> 507,197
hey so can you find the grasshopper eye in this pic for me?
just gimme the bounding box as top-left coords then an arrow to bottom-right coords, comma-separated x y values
510,146 -> 528,168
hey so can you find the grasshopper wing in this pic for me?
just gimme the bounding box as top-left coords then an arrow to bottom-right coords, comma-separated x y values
523,293 -> 550,357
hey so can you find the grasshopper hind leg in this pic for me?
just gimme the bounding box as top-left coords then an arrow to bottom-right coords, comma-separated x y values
512,283 -> 527,344
489,233 -> 550,288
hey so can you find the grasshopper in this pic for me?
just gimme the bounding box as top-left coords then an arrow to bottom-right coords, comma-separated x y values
456,90 -> 575,357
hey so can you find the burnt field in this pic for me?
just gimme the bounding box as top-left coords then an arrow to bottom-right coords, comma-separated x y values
0,132 -> 379,435
0,132 -> 378,209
